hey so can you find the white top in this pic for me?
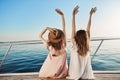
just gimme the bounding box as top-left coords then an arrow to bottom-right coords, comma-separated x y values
68,43 -> 94,80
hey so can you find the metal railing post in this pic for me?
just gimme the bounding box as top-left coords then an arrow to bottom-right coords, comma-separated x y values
91,40 -> 104,61
0,43 -> 12,67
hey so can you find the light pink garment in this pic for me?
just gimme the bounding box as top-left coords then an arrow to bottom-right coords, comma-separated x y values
39,46 -> 68,78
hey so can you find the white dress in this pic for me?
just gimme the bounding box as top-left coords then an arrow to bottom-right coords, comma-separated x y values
68,43 -> 94,80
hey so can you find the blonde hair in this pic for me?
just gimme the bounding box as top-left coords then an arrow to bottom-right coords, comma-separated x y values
48,29 -> 65,51
75,30 -> 89,56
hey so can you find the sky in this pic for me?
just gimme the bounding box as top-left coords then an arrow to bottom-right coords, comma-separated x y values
0,0 -> 120,42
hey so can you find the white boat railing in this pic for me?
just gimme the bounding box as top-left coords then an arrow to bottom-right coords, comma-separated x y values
0,38 -> 120,67
1,71 -> 120,76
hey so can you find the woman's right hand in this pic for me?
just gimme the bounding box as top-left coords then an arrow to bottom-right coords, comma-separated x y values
73,5 -> 79,15
90,7 -> 97,15
46,27 -> 53,32
46,27 -> 57,32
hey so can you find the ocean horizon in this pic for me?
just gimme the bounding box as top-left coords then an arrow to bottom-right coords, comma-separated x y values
0,38 -> 120,73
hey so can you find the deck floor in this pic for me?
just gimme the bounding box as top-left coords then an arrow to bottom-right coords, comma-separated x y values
0,72 -> 120,80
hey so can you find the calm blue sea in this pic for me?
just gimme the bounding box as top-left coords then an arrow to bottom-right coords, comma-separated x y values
0,40 -> 120,73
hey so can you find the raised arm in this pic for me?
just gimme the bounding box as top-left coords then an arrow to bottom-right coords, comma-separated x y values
55,9 -> 66,45
39,27 -> 54,47
39,27 -> 48,47
86,7 -> 97,38
72,5 -> 79,46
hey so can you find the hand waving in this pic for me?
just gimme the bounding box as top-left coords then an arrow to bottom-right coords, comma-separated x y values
73,5 -> 79,15
55,9 -> 64,15
90,7 -> 97,15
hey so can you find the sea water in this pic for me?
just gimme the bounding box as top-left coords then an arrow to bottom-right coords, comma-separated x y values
0,40 -> 120,73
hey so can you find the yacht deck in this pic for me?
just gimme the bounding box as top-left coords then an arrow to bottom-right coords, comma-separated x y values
0,71 -> 120,80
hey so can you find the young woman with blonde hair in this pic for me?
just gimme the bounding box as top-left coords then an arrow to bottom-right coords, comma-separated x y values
39,9 -> 68,78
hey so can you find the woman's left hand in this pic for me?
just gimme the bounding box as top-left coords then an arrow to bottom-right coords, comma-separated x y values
55,9 -> 64,15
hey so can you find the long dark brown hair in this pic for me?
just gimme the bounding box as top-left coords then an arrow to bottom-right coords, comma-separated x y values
75,30 -> 89,56
48,29 -> 65,51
